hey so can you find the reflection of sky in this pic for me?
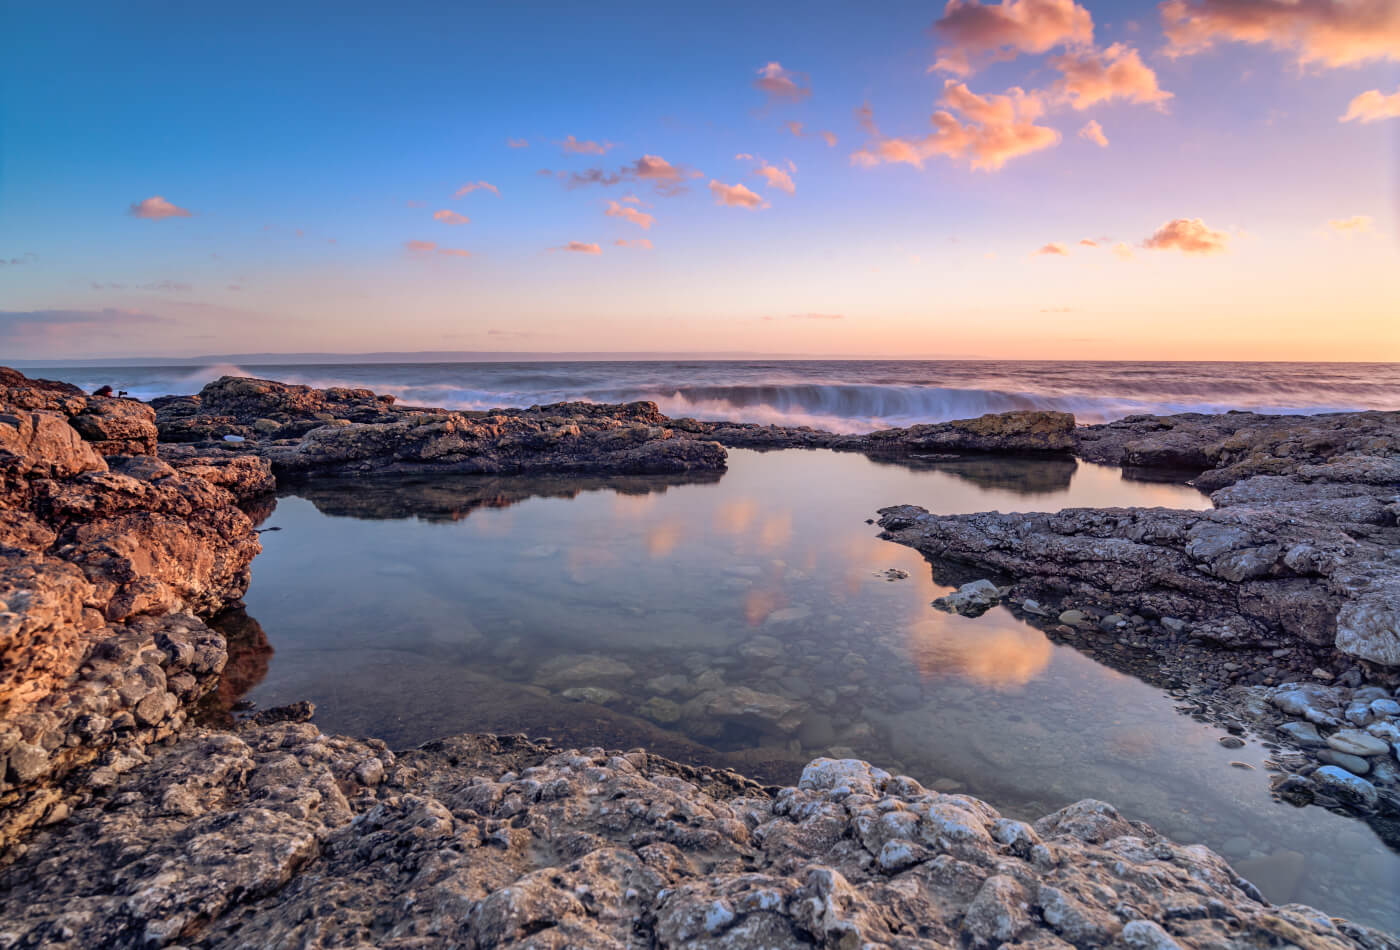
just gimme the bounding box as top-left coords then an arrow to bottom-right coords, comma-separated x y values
240,449 -> 1396,931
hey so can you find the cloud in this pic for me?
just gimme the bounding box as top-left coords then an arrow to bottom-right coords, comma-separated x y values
1328,215 -> 1374,233
1142,217 -> 1229,254
128,196 -> 192,220
932,0 -> 1096,75
709,180 -> 769,209
1079,238 -> 1099,246
851,83 -> 1061,172
785,121 -> 839,146
433,210 -> 470,225
755,162 -> 796,194
1112,241 -> 1135,260
1078,119 -> 1109,146
622,194 -> 642,203
1035,242 -> 1070,256
754,62 -> 810,100
1051,44 -> 1172,110
405,239 -> 471,258
138,280 -> 192,292
614,238 -> 654,249
555,241 -> 602,254
0,252 -> 37,267
1341,87 -> 1400,122
507,138 -> 529,148
605,200 -> 654,229
454,180 -> 500,197
1160,0 -> 1400,69
552,154 -> 702,195
0,308 -> 170,353
557,135 -> 616,155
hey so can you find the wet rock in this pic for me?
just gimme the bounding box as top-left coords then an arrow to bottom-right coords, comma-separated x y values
932,578 -> 1001,617
1312,765 -> 1380,808
1327,729 -> 1391,757
1278,721 -> 1326,747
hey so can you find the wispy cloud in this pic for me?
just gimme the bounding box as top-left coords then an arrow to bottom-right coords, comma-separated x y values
557,135 -> 616,155
549,154 -> 702,195
433,209 -> 470,225
1341,87 -> 1400,123
454,180 -> 500,197
709,180 -> 769,209
931,0 -> 1096,75
128,196 -> 192,220
1328,215 -> 1374,233
507,137 -> 529,148
782,121 -> 838,146
754,62 -> 810,100
1142,217 -> 1229,254
405,239 -> 471,258
1078,119 -> 1109,146
554,241 -> 602,254
0,308 -> 170,353
0,252 -> 37,267
614,238 -> 654,249
1161,0 -> 1400,69
1035,242 -> 1070,256
605,200 -> 654,229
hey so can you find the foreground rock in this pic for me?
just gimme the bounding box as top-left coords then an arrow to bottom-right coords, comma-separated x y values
2,720 -> 1394,949
0,369 -> 269,847
154,376 -> 729,478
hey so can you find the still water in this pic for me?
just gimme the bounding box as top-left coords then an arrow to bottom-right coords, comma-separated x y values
229,448 -> 1399,932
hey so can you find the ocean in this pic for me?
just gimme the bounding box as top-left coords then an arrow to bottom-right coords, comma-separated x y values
21,359 -> 1400,433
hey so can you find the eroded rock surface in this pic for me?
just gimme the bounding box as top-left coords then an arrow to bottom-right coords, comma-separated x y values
0,369 -> 268,846
3,726 -> 1394,950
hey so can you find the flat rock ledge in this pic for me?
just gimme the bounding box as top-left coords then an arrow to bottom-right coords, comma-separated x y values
154,376 -> 728,478
2,720 -> 1395,950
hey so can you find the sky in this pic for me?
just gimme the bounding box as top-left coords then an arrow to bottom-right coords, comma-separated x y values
1,0 -> 1397,361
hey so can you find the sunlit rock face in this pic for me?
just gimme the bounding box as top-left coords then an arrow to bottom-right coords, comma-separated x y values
0,367 -> 269,847
0,724 -> 1392,949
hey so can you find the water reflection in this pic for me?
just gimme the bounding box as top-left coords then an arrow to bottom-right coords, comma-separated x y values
236,449 -> 1397,933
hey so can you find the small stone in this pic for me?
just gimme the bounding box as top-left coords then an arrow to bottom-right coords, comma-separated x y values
1311,668 -> 1334,681
1277,722 -> 1324,747
561,686 -> 623,705
1326,729 -> 1390,757
6,743 -> 50,784
1311,765 -> 1379,807
1058,610 -> 1086,625
1316,749 -> 1370,775
1161,617 -> 1187,634
1120,919 -> 1183,950
1370,698 -> 1400,718
1218,736 -> 1245,749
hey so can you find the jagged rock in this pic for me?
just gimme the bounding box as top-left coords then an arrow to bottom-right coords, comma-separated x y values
0,731 -> 1392,949
67,399 -> 159,456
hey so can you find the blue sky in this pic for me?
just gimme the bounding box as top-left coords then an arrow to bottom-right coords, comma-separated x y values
1,0 -> 1397,359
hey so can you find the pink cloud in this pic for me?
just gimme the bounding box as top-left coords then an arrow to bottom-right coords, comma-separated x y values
709,180 -> 769,209
128,196 -> 192,220
755,162 -> 796,194
1142,217 -> 1229,254
557,135 -> 616,155
614,238 -> 654,249
932,0 -> 1096,74
555,241 -> 602,254
1161,0 -> 1400,68
454,181 -> 500,197
1035,242 -> 1070,256
1341,86 -> 1400,122
433,210 -> 469,225
851,83 -> 1061,172
1113,241 -> 1135,260
1078,119 -> 1109,146
783,121 -> 839,147
605,200 -> 654,229
438,248 -> 472,258
553,154 -> 702,195
754,62 -> 810,100
1051,44 -> 1172,110
1079,237 -> 1099,246
507,138 -> 529,148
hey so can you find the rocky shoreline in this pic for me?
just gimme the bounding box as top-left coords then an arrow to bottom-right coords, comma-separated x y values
2,367 -> 1398,947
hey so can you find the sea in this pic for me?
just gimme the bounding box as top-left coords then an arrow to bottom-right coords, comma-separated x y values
22,359 -> 1400,431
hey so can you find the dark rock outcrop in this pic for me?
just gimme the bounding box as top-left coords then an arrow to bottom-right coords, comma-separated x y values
2,723 -> 1393,949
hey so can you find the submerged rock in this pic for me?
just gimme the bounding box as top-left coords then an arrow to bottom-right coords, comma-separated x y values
932,578 -> 1003,617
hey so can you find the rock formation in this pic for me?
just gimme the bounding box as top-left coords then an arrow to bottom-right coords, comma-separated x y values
2,721 -> 1394,949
